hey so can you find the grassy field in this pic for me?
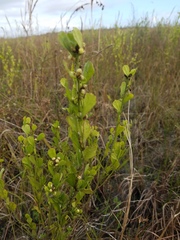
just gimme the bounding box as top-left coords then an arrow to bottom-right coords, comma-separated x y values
0,17 -> 180,240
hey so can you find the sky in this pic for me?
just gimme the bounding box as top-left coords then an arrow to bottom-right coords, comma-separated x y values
0,0 -> 180,37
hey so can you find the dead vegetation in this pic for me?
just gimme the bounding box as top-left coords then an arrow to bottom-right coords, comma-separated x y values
0,10 -> 180,240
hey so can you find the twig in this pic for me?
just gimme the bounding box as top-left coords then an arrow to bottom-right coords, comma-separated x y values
120,102 -> 134,240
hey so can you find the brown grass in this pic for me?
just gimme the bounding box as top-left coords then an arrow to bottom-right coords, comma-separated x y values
0,20 -> 180,239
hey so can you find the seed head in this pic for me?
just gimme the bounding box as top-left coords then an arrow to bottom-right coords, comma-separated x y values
76,68 -> 82,76
80,88 -> 86,96
55,158 -> 59,163
83,84 -> 87,89
80,75 -> 85,80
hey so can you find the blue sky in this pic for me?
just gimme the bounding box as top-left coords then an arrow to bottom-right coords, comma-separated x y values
0,0 -> 180,37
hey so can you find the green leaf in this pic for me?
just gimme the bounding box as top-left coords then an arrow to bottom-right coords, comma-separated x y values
84,164 -> 89,174
122,65 -> 130,77
83,143 -> 97,161
59,32 -> 77,56
68,129 -> 81,150
22,124 -> 30,135
25,144 -> 34,155
32,206 -> 41,214
123,92 -> 134,103
60,77 -> 68,89
31,124 -> 37,132
18,135 -> 24,142
60,78 -> 71,100
58,159 -> 69,167
67,32 -> 77,49
58,192 -> 68,206
113,142 -> 125,159
91,128 -> 99,137
25,214 -> 33,225
23,116 -> 31,124
27,136 -> 35,146
130,68 -> 137,76
113,99 -> 122,113
52,120 -> 60,129
67,173 -> 76,187
29,155 -> 36,165
22,156 -> 31,168
48,161 -> 54,175
36,157 -> 43,168
89,167 -> 98,176
110,154 -> 120,171
116,125 -> 125,135
81,93 -> 96,117
75,191 -> 84,202
37,133 -> 45,141
120,81 -> 126,97
48,148 -> 56,159
53,173 -> 63,187
84,164 -> 98,177
59,31 -> 67,49
81,120 -> 91,144
77,179 -> 86,189
82,188 -> 93,194
29,176 -> 39,191
83,61 -> 94,83
7,201 -> 17,212
104,151 -> 121,173
67,116 -> 78,132
72,27 -> 83,48
1,189 -> 8,200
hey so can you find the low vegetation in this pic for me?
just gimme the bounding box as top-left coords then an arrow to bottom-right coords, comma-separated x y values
0,4 -> 179,240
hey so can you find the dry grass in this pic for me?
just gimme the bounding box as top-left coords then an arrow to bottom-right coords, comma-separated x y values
0,19 -> 180,239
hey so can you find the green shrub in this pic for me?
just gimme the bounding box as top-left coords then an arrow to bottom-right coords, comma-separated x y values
0,28 -> 136,239
0,42 -> 21,95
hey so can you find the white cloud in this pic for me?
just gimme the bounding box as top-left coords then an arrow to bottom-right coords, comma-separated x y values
1,0 -> 179,37
0,0 -> 100,36
0,0 -> 24,8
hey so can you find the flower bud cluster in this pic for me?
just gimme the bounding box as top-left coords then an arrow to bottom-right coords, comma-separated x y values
51,156 -> 61,167
69,68 -> 85,81
80,88 -> 86,97
79,83 -> 88,99
76,68 -> 82,76
75,68 -> 84,81
44,182 -> 56,195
